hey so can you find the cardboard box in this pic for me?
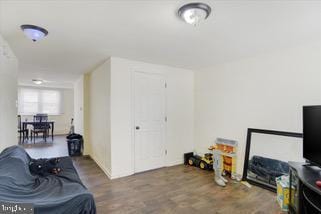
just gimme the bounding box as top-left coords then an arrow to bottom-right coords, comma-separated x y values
276,175 -> 290,211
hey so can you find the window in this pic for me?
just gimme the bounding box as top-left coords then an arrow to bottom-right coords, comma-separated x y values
18,87 -> 63,115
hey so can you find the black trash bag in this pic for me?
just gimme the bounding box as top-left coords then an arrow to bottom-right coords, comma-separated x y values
66,133 -> 83,140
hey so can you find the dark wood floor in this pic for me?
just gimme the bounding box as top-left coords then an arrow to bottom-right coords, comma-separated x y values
22,135 -> 69,159
72,156 -> 282,214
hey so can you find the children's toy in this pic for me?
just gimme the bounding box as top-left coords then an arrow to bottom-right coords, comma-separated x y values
209,138 -> 238,187
187,153 -> 213,170
184,152 -> 194,165
276,175 -> 290,211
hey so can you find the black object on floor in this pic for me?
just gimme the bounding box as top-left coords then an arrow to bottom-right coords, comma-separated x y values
184,152 -> 194,165
67,133 -> 83,156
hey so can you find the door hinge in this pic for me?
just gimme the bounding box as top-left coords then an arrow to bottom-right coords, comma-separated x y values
165,82 -> 167,88
165,116 -> 167,122
165,150 -> 167,155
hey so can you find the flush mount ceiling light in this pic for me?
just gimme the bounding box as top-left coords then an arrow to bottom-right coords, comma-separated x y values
32,79 -> 44,85
178,2 -> 211,26
20,24 -> 48,42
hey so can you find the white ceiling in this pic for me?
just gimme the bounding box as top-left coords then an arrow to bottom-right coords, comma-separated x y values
1,0 -> 321,87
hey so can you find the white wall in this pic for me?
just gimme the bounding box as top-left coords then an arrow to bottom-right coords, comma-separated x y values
86,57 -> 194,179
194,41 -> 321,174
74,75 -> 84,135
19,87 -> 74,135
0,34 -> 18,152
110,57 -> 194,178
87,59 -> 112,176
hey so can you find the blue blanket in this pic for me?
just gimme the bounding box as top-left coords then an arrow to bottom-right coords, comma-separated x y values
0,146 -> 96,214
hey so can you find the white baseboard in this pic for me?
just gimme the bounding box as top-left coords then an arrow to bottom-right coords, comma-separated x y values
90,155 -> 133,179
166,158 -> 183,167
90,155 -> 112,179
109,171 -> 133,179
90,156 -> 183,179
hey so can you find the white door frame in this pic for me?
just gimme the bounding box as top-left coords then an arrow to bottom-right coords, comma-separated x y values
131,70 -> 167,174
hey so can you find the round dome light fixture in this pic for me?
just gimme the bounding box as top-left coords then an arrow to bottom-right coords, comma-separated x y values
32,79 -> 44,85
20,24 -> 48,42
178,2 -> 211,26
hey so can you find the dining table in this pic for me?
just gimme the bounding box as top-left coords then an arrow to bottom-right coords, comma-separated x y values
22,121 -> 55,141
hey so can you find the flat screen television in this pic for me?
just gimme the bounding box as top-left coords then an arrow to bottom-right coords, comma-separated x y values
303,105 -> 321,166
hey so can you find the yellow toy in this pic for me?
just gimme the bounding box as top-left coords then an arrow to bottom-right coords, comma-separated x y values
200,153 -> 213,170
187,153 -> 213,170
209,138 -> 238,187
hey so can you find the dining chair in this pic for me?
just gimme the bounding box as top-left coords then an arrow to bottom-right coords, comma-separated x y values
36,114 -> 51,134
31,115 -> 50,143
17,115 -> 28,144
35,114 -> 49,121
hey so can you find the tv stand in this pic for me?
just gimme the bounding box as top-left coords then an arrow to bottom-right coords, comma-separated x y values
302,161 -> 320,167
289,162 -> 321,213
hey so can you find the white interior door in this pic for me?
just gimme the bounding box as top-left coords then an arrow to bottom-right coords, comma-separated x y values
134,71 -> 166,173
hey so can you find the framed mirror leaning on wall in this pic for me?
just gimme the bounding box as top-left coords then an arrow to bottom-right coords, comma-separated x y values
242,128 -> 303,191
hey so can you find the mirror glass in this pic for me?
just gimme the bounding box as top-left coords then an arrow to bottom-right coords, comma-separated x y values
246,132 -> 303,188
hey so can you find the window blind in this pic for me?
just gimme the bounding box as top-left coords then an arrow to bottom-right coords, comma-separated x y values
18,87 -> 63,115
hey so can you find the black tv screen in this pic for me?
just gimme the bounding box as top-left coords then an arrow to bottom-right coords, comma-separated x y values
303,106 -> 321,166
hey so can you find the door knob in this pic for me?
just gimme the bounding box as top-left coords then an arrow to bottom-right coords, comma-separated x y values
135,126 -> 140,130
